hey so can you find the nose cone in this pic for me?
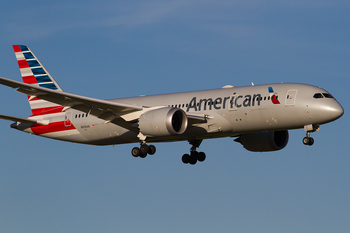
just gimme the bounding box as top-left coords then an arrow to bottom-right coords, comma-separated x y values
330,101 -> 344,120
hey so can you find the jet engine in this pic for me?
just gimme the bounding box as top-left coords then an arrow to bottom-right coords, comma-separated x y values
138,107 -> 188,137
234,130 -> 289,152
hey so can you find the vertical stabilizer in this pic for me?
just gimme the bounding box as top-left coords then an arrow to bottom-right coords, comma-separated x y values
13,45 -> 64,115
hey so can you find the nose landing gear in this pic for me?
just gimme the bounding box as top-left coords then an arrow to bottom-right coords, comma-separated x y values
303,133 -> 314,146
303,124 -> 319,146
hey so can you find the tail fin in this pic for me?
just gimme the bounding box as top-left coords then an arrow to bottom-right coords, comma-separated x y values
13,45 -> 64,115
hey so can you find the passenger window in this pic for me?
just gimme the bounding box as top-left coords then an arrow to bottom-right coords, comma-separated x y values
313,93 -> 323,98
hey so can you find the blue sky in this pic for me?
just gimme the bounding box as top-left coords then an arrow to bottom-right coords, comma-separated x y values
0,1 -> 349,232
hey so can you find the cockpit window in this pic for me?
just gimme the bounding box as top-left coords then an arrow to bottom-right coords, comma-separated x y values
313,93 -> 334,99
323,93 -> 334,98
313,93 -> 324,98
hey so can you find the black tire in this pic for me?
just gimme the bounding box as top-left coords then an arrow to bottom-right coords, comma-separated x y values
182,154 -> 190,164
308,137 -> 314,146
189,155 -> 197,165
140,153 -> 147,158
197,152 -> 206,162
140,144 -> 149,154
303,137 -> 309,145
190,151 -> 199,159
148,145 -> 156,155
131,147 -> 140,157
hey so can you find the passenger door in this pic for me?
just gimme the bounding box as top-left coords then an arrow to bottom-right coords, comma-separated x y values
285,89 -> 298,106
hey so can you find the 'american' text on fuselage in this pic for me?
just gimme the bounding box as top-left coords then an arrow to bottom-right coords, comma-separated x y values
186,93 -> 264,112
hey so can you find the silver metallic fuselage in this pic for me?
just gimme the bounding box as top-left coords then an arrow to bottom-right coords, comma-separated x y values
17,83 -> 343,146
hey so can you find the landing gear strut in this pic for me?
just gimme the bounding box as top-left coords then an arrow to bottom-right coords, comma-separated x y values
303,124 -> 319,146
182,139 -> 206,165
131,143 -> 156,158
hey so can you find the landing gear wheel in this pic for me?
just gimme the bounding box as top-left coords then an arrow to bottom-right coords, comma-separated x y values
308,137 -> 314,146
148,145 -> 156,155
189,151 -> 198,165
140,153 -> 147,158
182,154 -> 190,164
197,152 -> 206,162
189,156 -> 197,165
190,151 -> 199,159
303,137 -> 314,146
131,147 -> 140,157
140,144 -> 149,155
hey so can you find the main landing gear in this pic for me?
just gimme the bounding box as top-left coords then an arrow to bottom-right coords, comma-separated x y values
181,139 -> 206,165
130,140 -> 207,165
131,143 -> 156,158
303,124 -> 319,146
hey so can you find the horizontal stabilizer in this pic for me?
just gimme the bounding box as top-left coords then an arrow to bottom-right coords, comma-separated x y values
0,114 -> 48,125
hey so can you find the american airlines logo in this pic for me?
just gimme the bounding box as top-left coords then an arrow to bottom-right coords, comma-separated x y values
186,87 -> 280,112
268,87 -> 280,104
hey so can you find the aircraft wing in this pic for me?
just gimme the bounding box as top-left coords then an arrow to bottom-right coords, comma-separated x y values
0,76 -> 143,125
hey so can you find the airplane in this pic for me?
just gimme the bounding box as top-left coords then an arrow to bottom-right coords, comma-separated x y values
0,45 -> 344,165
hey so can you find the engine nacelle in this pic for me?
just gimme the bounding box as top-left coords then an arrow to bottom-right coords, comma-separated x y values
235,130 -> 289,152
138,107 -> 188,137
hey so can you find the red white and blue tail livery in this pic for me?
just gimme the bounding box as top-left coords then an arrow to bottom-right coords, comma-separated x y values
13,45 -> 63,113
12,45 -> 78,140
0,45 -> 344,165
